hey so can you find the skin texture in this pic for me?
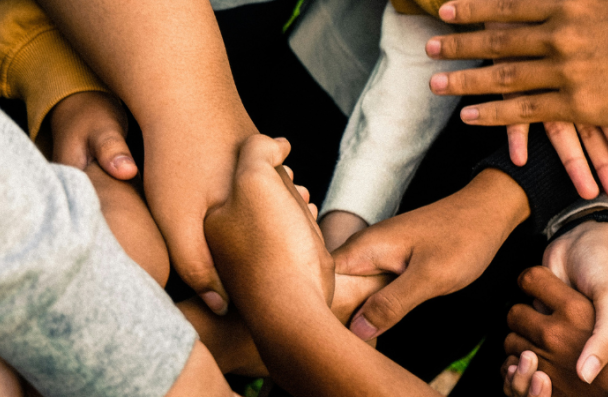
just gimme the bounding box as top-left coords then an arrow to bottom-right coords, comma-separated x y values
319,210 -> 369,253
36,0 -> 261,315
425,0 -> 608,199
332,168 -> 530,340
504,267 -> 608,396
538,220 -> 608,385
205,135 -> 443,397
501,351 -> 552,397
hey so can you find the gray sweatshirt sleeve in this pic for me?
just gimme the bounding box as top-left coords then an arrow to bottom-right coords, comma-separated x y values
0,110 -> 198,397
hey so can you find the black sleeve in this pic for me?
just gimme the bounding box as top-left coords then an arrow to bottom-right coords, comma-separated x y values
473,123 -> 580,234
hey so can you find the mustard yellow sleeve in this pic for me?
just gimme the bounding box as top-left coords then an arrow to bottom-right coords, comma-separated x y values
0,0 -> 112,141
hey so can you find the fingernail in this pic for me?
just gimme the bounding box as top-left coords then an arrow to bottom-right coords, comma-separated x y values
518,352 -> 532,374
507,365 -> 517,382
350,315 -> 378,341
112,155 -> 135,169
430,74 -> 449,92
461,107 -> 480,121
530,374 -> 543,396
438,4 -> 456,21
202,291 -> 228,316
426,39 -> 441,57
581,355 -> 602,384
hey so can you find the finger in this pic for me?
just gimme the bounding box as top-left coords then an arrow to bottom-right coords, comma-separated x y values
459,92 -> 571,126
577,293 -> 606,384
503,355 -> 520,380
518,267 -> 582,312
171,234 -> 230,316
237,135 -> 291,175
512,351 -> 538,396
578,124 -> 608,193
430,61 -> 559,96
507,124 -> 530,166
505,365 -> 518,397
89,128 -> 138,180
283,165 -> 294,181
507,303 -> 548,347
308,203 -> 319,220
544,121 -> 599,199
529,371 -> 552,397
349,271 -> 428,340
426,26 -> 547,60
295,185 -> 310,203
505,332 -> 538,357
436,0 -> 554,24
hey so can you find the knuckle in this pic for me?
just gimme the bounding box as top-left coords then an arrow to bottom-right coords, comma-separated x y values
538,324 -> 562,349
493,64 -> 518,87
496,0 -> 518,15
517,97 -> 539,120
518,266 -> 546,290
367,290 -> 406,326
486,31 -> 510,57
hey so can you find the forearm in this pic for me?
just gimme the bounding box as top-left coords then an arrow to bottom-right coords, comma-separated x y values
237,286 -> 440,397
36,0 -> 257,205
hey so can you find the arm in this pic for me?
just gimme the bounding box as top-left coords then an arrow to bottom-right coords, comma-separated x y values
505,267 -> 608,396
0,0 -> 137,179
0,109 -> 236,397
35,0 -> 261,314
320,3 -> 481,250
205,134 -> 442,396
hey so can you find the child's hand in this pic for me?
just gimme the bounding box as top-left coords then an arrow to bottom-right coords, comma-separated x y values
205,135 -> 334,310
501,351 -> 552,397
505,267 -> 608,396
542,220 -> 608,386
49,91 -> 137,180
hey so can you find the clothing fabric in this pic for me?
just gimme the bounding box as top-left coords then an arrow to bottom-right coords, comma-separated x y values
544,193 -> 608,239
0,110 -> 198,397
474,124 -> 581,234
0,0 -> 111,141
319,3 -> 481,224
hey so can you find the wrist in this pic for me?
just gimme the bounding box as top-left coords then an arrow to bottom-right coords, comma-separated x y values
461,168 -> 530,238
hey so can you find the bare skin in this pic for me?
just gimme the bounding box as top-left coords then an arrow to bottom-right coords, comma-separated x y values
36,0 -> 261,315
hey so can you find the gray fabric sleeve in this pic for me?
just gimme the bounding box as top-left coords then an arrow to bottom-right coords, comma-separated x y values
0,110 -> 198,397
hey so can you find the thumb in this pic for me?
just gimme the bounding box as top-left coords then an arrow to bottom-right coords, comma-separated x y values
89,128 -> 138,180
349,270 -> 428,340
577,292 -> 608,385
169,226 -> 230,316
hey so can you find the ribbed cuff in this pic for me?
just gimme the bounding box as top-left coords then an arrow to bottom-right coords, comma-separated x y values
473,124 -> 580,234
320,158 -> 411,225
7,29 -> 111,140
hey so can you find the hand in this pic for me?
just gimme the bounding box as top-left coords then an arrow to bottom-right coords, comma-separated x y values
501,351 -> 552,397
205,135 -> 335,312
319,210 -> 369,252
425,0 -> 608,197
543,220 -> 608,384
505,267 -> 608,395
333,168 -> 530,340
49,91 -> 137,180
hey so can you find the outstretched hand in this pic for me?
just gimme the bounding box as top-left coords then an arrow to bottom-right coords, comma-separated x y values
426,0 -> 608,198
50,91 -> 137,180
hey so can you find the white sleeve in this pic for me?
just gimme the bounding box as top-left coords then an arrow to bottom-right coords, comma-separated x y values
320,3 -> 481,225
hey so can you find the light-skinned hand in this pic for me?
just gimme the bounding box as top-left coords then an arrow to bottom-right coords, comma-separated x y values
319,210 -> 369,253
542,220 -> 608,385
505,267 -> 608,396
425,0 -> 608,198
501,351 -> 552,397
49,91 -> 137,180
